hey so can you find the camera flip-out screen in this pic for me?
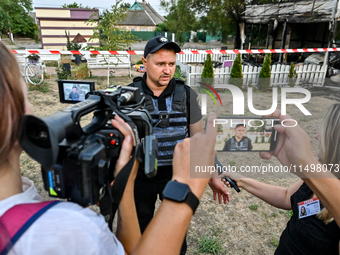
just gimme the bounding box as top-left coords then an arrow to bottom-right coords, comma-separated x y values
58,80 -> 95,103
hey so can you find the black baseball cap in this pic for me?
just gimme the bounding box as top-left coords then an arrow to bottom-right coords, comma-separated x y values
144,36 -> 181,58
235,124 -> 246,129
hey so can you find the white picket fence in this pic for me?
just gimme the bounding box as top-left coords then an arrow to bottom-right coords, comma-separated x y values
176,49 -> 237,64
186,63 -> 327,87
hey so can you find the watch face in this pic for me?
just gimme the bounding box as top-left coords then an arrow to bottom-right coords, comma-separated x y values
163,181 -> 190,202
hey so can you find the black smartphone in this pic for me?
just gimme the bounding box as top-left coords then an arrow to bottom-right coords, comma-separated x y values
214,116 -> 279,152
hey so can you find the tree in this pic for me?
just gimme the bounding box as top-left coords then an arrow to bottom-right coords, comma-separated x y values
161,0 -> 275,48
288,63 -> 297,87
229,54 -> 243,89
201,54 -> 214,87
0,0 -> 39,39
87,0 -> 136,51
161,0 -> 198,43
155,23 -> 169,32
258,52 -> 272,91
62,2 -> 92,8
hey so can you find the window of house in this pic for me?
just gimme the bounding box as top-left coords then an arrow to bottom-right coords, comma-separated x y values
131,28 -> 135,31
141,28 -> 146,31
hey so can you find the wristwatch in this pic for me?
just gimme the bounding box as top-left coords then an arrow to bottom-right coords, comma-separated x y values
162,180 -> 199,214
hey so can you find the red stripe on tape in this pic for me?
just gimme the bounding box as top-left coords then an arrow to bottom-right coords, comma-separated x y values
282,49 -> 287,53
109,51 -> 119,55
192,50 -> 199,54
293,49 -> 299,52
127,51 -> 136,55
206,50 -> 213,54
70,50 -> 81,54
246,50 -> 253,53
28,50 -> 40,54
90,51 -> 100,54
233,50 -> 240,54
258,49 -> 265,53
220,50 -> 227,54
50,50 -> 61,54
313,48 -> 319,52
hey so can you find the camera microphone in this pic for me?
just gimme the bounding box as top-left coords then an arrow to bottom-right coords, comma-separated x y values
118,91 -> 134,105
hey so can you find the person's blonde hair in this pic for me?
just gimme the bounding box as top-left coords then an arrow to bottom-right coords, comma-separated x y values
316,103 -> 340,224
0,42 -> 25,164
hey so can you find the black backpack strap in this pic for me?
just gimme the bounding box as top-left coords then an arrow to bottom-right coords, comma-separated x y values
172,79 -> 186,112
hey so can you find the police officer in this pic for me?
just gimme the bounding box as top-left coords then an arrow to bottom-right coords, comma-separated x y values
129,36 -> 230,254
223,124 -> 253,151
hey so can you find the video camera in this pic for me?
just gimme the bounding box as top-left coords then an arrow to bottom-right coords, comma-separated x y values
20,81 -> 158,207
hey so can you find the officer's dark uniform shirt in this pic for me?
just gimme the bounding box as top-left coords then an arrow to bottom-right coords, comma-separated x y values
128,73 -> 202,181
69,92 -> 79,101
222,136 -> 253,151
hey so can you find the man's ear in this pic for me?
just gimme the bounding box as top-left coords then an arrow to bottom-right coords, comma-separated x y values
142,57 -> 147,67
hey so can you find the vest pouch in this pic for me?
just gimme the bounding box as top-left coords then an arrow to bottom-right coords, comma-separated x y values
158,112 -> 170,128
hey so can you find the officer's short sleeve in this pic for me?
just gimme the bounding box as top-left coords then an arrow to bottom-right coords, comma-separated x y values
185,86 -> 202,124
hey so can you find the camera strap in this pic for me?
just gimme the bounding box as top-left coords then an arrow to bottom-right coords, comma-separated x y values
99,94 -> 139,231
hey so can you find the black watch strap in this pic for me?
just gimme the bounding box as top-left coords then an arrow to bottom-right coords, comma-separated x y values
162,180 -> 200,214
185,191 -> 200,214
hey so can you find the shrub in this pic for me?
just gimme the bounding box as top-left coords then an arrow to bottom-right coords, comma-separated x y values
201,54 -> 214,87
288,63 -> 297,87
136,60 -> 143,65
258,53 -> 272,91
72,63 -> 89,79
229,54 -> 243,89
56,65 -> 69,80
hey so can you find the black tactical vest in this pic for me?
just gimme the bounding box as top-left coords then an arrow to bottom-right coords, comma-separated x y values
132,77 -> 188,166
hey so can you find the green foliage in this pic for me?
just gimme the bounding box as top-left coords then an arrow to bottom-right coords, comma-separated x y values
258,53 -> 272,91
288,63 -> 297,87
217,124 -> 223,133
72,63 -> 89,79
0,0 -> 39,39
201,54 -> 214,88
62,2 -> 91,8
286,210 -> 293,219
197,235 -> 223,255
65,30 -> 82,51
271,238 -> 279,247
229,160 -> 236,166
160,0 -> 198,43
229,54 -> 243,89
202,54 -> 214,78
249,204 -> 259,210
173,65 -> 185,80
28,83 -> 49,93
261,136 -> 265,143
56,65 -> 69,80
87,0 -> 136,51
136,60 -> 143,65
255,136 -> 258,143
155,23 -> 169,32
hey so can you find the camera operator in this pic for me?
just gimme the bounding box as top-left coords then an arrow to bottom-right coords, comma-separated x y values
221,108 -> 340,254
0,41 -> 219,255
128,36 -> 229,254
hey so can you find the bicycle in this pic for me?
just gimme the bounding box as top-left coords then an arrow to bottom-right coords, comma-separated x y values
17,54 -> 44,85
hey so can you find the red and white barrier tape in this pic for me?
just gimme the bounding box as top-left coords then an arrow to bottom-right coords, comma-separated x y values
11,48 -> 340,55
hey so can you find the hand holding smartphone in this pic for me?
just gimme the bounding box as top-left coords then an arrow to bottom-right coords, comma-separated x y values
214,117 -> 279,152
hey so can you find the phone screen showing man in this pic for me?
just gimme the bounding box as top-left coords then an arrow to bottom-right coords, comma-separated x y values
214,118 -> 279,152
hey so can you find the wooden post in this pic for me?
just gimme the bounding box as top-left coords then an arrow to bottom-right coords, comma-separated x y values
279,21 -> 288,63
